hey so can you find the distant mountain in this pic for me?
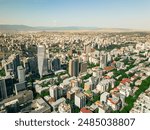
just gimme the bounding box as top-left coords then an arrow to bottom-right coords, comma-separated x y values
0,25 -> 148,32
96,28 -> 135,32
0,25 -> 34,31
35,26 -> 98,30
0,25 -> 98,31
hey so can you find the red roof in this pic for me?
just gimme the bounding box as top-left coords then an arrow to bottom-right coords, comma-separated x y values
104,76 -> 111,79
113,87 -> 119,91
104,66 -> 115,71
80,107 -> 92,113
108,98 -> 119,105
121,78 -> 131,84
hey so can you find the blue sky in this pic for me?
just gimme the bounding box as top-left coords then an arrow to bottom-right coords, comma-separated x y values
0,0 -> 150,29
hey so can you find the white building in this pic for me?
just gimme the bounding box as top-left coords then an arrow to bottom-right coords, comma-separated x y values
100,92 -> 110,103
37,45 -> 48,78
119,85 -> 132,97
17,66 -> 25,83
107,96 -> 121,111
51,97 -> 66,111
58,102 -> 71,113
96,79 -> 115,93
100,53 -> 107,69
130,87 -> 150,113
49,85 -> 58,100
75,92 -> 86,108
98,107 -> 106,113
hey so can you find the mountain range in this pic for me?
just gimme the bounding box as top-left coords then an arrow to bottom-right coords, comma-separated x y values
0,25 -> 148,32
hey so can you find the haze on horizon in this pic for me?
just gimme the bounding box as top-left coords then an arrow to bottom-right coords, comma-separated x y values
0,0 -> 150,30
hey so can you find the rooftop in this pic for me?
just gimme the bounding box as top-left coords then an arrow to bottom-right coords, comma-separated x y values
104,66 -> 115,71
80,107 -> 92,113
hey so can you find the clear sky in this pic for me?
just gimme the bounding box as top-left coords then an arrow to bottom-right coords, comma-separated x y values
0,0 -> 150,29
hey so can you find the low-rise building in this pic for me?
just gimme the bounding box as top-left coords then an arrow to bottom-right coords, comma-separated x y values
58,102 -> 71,113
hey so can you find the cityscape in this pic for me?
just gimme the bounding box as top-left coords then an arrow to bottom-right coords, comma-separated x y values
0,0 -> 150,113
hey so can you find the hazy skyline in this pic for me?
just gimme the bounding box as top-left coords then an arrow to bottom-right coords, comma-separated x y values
0,0 -> 150,30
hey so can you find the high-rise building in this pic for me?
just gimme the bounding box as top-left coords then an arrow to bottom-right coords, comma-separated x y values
69,60 -> 73,76
100,53 -> 107,68
58,87 -> 63,98
12,54 -> 20,78
67,91 -> 75,100
47,59 -> 52,72
37,45 -> 48,78
28,57 -> 38,74
49,85 -> 58,100
69,58 -> 79,77
22,58 -> 30,74
17,66 -> 25,83
84,43 -> 91,54
0,79 -> 7,100
75,92 -> 86,108
107,52 -> 112,63
51,57 -> 61,71
2,54 -> 20,78
79,62 -> 87,74
0,76 -> 14,100
14,81 -> 27,95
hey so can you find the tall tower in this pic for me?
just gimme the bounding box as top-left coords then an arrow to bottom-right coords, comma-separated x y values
75,92 -> 86,108
0,76 -> 14,100
100,53 -> 107,69
13,54 -> 20,78
37,45 -> 48,78
79,62 -> 87,74
51,57 -> 61,71
17,66 -> 25,83
69,58 -> 79,77
69,60 -> 73,76
84,43 -> 91,54
49,85 -> 58,100
0,79 -> 7,100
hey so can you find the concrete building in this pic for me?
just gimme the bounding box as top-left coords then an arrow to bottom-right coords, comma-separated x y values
17,66 -> 25,83
84,43 -> 91,54
96,79 -> 115,93
67,91 -> 75,100
49,85 -> 58,100
75,92 -> 86,108
37,45 -> 48,78
51,97 -> 66,111
98,107 -> 106,113
58,102 -> 71,113
100,92 -> 110,103
28,57 -> 38,74
0,76 -> 14,100
0,79 -> 7,100
14,81 -> 27,95
100,53 -> 107,69
130,87 -> 150,113
107,96 -> 122,111
51,57 -> 61,71
84,81 -> 94,91
31,98 -> 51,113
0,90 -> 33,113
79,62 -> 87,74
2,54 -> 20,78
69,58 -> 79,77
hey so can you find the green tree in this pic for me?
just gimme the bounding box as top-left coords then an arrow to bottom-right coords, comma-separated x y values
0,68 -> 5,76
120,76 -> 150,113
